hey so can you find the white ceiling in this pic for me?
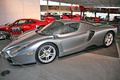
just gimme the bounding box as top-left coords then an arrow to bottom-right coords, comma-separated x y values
50,0 -> 120,8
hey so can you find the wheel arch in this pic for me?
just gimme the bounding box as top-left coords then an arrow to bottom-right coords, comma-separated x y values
108,30 -> 115,37
35,42 -> 59,58
103,30 -> 115,47
105,30 -> 115,41
35,42 -> 59,64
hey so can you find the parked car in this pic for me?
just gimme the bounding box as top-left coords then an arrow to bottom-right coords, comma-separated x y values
2,20 -> 117,65
0,17 -> 54,39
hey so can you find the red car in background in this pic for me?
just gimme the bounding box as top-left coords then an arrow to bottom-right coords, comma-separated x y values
0,17 -> 54,39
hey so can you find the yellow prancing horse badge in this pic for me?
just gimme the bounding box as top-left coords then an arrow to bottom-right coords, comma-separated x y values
57,41 -> 60,44
6,28 -> 8,30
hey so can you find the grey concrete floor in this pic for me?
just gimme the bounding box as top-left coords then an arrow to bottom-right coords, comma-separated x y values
0,40 -> 120,80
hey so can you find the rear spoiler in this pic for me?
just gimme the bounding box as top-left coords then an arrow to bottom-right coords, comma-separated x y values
62,15 -> 81,21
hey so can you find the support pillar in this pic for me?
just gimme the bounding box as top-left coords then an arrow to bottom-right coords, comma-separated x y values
83,11 -> 84,20
47,0 -> 48,14
59,2 -> 61,16
80,11 -> 82,20
107,9 -> 110,22
95,12 -> 96,17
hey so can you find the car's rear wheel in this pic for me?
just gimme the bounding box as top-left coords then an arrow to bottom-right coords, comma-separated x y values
103,32 -> 114,47
36,43 -> 57,64
0,30 -> 7,40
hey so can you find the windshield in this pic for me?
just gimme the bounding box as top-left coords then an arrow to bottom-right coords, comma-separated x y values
5,23 -> 11,26
38,21 -> 64,35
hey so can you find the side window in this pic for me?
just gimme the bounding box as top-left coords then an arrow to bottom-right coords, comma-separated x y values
62,23 -> 79,34
12,21 -> 19,26
17,20 -> 26,26
62,24 -> 69,34
82,24 -> 95,31
12,20 -> 26,26
69,23 -> 79,33
25,20 -> 36,24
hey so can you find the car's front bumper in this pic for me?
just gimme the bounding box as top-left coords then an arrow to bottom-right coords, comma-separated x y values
1,50 -> 36,65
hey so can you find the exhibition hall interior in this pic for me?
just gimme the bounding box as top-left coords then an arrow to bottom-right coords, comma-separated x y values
0,0 -> 120,80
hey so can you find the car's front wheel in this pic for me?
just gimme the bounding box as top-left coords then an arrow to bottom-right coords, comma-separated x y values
0,30 -> 7,40
36,43 -> 57,64
103,32 -> 114,47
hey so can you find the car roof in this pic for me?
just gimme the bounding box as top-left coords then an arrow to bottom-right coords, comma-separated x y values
55,20 -> 103,27
16,18 -> 41,22
56,20 -> 80,24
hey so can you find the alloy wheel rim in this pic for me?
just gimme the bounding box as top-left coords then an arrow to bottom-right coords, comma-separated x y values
105,33 -> 113,46
38,45 -> 56,63
0,31 -> 6,39
0,35 -> 6,39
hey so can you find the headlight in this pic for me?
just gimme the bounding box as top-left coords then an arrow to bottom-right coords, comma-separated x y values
6,46 -> 20,57
6,43 -> 30,57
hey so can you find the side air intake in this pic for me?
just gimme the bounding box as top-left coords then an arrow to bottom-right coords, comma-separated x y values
87,30 -> 95,41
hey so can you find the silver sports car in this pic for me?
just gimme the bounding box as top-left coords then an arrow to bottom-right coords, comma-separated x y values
2,20 -> 117,65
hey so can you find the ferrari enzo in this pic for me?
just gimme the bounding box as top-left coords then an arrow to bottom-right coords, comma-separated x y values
0,17 -> 54,39
2,20 -> 117,65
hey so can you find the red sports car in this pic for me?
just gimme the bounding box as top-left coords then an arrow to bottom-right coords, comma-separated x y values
0,17 -> 54,39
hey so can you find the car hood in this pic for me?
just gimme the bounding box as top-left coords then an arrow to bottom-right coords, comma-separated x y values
3,31 -> 51,50
0,25 -> 9,28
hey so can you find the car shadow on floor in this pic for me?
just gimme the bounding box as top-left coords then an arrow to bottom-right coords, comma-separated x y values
58,43 -> 119,61
87,43 -> 119,58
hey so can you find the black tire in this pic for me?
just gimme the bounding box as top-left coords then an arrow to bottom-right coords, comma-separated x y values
35,43 -> 58,64
0,30 -> 7,40
103,31 -> 114,47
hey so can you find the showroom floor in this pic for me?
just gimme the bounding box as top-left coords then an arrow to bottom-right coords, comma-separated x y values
0,40 -> 120,80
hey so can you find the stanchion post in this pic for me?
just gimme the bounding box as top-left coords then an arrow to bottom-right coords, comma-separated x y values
116,22 -> 120,59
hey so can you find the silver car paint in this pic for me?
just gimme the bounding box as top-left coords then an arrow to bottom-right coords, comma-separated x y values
2,20 -> 117,65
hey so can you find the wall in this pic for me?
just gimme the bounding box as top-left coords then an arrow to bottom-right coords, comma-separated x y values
0,0 -> 40,25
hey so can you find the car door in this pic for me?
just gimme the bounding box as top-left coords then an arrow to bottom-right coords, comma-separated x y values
11,20 -> 27,31
24,20 -> 37,31
12,19 -> 27,28
10,20 -> 27,35
60,23 -> 88,55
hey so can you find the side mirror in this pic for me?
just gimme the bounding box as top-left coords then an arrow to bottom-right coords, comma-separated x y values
53,34 -> 61,39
